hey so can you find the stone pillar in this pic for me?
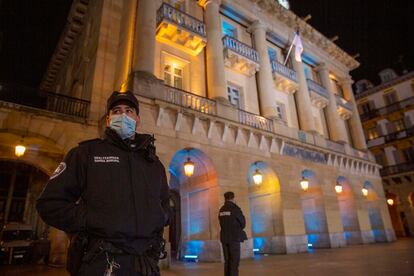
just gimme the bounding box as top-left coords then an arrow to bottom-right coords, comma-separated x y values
318,64 -> 348,143
291,56 -> 316,132
132,0 -> 157,74
342,77 -> 368,150
250,21 -> 277,118
199,0 -> 228,102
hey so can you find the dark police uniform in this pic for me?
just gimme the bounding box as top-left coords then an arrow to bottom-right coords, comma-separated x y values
36,128 -> 170,276
218,201 -> 246,276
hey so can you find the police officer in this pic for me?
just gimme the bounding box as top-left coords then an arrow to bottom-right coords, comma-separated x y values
218,191 -> 246,276
36,91 -> 170,276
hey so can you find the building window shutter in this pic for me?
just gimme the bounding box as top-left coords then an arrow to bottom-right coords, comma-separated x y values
376,124 -> 383,136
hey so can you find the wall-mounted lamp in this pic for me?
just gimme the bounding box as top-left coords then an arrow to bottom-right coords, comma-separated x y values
183,149 -> 195,177
252,168 -> 263,185
362,185 -> 368,197
387,198 -> 394,206
335,181 -> 343,194
15,138 -> 26,157
300,176 -> 309,191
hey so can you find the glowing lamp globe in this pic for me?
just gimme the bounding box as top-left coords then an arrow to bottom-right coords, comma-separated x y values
300,178 -> 309,191
183,158 -> 195,177
387,199 -> 394,206
252,169 -> 263,185
362,187 -> 368,197
15,145 -> 26,157
335,183 -> 343,194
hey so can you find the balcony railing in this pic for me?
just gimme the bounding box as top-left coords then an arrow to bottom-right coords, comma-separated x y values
222,35 -> 259,63
271,61 -> 298,82
360,96 -> 414,121
0,83 -> 89,118
336,95 -> 352,110
165,85 -> 216,115
156,3 -> 206,38
380,162 -> 414,177
306,79 -> 329,99
238,109 -> 273,132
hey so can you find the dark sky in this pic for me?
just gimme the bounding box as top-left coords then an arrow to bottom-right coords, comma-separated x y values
0,0 -> 413,88
290,0 -> 414,84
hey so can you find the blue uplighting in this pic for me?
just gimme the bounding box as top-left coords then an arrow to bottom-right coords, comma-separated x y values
253,248 -> 259,252
307,243 -> 312,247
184,255 -> 198,259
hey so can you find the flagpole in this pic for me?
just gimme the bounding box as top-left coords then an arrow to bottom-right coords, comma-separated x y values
283,41 -> 294,66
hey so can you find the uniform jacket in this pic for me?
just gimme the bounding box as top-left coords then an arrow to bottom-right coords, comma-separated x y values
218,201 -> 246,243
36,128 -> 170,255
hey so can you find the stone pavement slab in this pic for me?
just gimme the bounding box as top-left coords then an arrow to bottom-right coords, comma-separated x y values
1,238 -> 413,276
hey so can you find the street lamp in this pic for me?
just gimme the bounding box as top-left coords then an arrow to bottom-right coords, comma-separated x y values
300,177 -> 309,191
335,181 -> 343,194
387,198 -> 394,206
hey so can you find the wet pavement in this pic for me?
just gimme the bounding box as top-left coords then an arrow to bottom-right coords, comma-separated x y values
1,238 -> 414,276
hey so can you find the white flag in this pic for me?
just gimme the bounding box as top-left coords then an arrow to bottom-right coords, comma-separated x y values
292,32 -> 303,62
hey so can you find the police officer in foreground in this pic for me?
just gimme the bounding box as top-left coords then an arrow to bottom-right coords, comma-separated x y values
218,191 -> 246,276
36,91 -> 170,276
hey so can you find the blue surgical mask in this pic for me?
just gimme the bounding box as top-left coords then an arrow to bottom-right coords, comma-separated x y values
109,114 -> 137,139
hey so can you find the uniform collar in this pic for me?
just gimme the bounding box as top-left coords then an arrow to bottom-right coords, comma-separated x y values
104,128 -> 153,151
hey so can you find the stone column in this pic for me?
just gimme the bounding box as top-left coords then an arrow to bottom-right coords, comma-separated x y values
199,0 -> 228,102
318,64 -> 348,143
291,56 -> 316,132
342,77 -> 368,150
251,21 -> 277,118
132,0 -> 157,74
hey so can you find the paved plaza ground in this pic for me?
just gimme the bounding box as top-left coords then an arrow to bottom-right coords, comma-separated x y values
1,238 -> 413,276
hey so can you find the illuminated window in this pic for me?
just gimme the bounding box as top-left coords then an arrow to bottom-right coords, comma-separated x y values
222,21 -> 237,38
331,78 -> 344,97
227,85 -> 240,108
164,64 -> 183,89
393,119 -> 405,132
366,127 -> 379,140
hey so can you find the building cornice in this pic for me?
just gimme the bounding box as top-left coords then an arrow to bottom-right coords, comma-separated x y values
248,0 -> 360,70
40,0 -> 89,91
355,71 -> 414,100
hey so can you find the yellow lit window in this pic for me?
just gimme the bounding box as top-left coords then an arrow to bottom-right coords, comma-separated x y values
366,127 -> 379,140
393,119 -> 405,132
164,64 -> 183,89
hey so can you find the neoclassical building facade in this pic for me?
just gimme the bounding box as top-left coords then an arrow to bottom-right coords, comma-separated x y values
0,0 -> 394,265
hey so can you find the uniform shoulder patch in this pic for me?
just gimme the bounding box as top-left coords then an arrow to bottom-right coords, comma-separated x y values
50,162 -> 66,180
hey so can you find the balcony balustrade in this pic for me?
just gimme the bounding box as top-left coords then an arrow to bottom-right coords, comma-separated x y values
165,85 -> 216,115
238,109 -> 273,132
222,35 -> 260,77
380,162 -> 414,177
156,3 -> 206,56
271,60 -> 298,94
336,95 -> 352,120
306,78 -> 329,108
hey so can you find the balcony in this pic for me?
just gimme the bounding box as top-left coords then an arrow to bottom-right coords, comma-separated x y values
360,96 -> 414,121
238,109 -> 273,132
336,95 -> 352,120
222,35 -> 260,77
156,3 -> 206,56
165,85 -> 216,115
0,83 -> 89,119
306,79 -> 329,108
380,162 -> 414,177
271,61 -> 298,94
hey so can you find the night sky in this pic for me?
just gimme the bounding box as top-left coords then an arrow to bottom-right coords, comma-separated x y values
0,0 -> 413,88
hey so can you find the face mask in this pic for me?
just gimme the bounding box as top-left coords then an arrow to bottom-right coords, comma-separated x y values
109,114 -> 137,139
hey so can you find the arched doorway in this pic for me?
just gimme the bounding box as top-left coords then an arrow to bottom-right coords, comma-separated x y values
385,191 -> 406,237
364,181 -> 387,242
336,176 -> 362,245
168,147 -> 219,261
300,169 -> 330,249
168,189 -> 181,259
247,161 -> 283,254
